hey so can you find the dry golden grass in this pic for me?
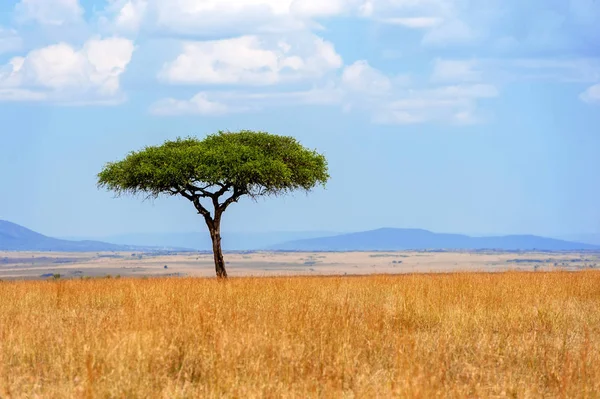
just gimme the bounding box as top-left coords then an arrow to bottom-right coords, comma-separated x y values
1,271 -> 599,398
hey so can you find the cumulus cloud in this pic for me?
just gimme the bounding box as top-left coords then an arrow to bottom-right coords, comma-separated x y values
580,84 -> 600,104
150,93 -> 234,116
0,37 -> 135,104
154,0 -> 302,35
152,59 -> 497,124
159,34 -> 342,86
150,0 -> 376,34
95,0 -> 600,58
98,0 -> 461,36
151,60 -> 385,116
290,0 -> 351,17
341,60 -> 392,95
107,0 -> 148,33
14,0 -> 84,26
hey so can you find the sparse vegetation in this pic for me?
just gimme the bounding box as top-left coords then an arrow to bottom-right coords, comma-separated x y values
369,253 -> 409,258
0,272 -> 599,397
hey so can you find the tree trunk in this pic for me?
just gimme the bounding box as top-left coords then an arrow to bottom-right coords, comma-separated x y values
208,221 -> 227,279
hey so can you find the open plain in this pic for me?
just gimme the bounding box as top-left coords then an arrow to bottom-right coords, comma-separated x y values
1,271 -> 599,397
1,250 -> 600,280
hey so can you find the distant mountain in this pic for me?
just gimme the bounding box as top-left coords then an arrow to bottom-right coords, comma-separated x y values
9,220 -> 596,253
555,234 -> 600,246
270,228 -> 600,251
0,220 -> 183,252
72,231 -> 340,251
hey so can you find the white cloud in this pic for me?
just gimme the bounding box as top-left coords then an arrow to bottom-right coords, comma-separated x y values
453,110 -> 480,125
422,19 -> 481,46
373,110 -> 424,124
290,0 -> 350,17
424,84 -> 498,99
431,59 -> 482,83
160,0 -> 293,18
0,37 -> 135,104
151,0 -> 370,34
0,88 -> 47,102
152,58 -> 496,125
15,0 -> 84,26
374,99 -> 480,125
150,83 -> 343,116
95,0 -> 600,59
0,28 -> 22,54
98,0 -> 466,37
215,85 -> 344,105
373,83 -> 497,125
152,60 -> 391,116
151,93 -> 234,116
341,60 -> 392,94
500,59 -> 600,83
580,84 -> 600,104
110,0 -> 148,32
431,57 -> 600,85
160,34 -> 342,85
154,0 -> 298,35
378,17 -> 441,28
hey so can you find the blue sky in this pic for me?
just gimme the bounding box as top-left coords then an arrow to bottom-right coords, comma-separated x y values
0,0 -> 599,238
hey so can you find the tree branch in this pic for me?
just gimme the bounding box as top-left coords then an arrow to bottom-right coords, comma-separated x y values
176,183 -> 243,224
192,196 -> 212,221
209,184 -> 234,219
178,188 -> 212,221
213,183 -> 232,198
218,186 -> 245,213
186,183 -> 213,197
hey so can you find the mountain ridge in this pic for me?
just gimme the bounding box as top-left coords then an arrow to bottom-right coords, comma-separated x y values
3,220 -> 598,252
0,220 -> 187,252
59,231 -> 340,251
270,227 -> 600,251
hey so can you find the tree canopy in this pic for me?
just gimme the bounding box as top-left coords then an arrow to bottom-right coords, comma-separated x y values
97,130 -> 329,278
97,130 -> 329,201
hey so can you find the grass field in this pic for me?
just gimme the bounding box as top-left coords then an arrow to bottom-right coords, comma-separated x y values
1,272 -> 599,398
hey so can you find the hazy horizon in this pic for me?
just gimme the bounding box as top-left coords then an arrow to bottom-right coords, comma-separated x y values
1,0 -> 599,239
48,226 -> 600,243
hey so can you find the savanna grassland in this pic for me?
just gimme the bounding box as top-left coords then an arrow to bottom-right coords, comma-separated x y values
1,272 -> 599,398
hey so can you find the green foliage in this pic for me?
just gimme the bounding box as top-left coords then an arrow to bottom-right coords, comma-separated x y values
97,130 -> 329,199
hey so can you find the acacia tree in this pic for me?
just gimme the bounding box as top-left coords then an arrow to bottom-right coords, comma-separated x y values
97,130 -> 329,278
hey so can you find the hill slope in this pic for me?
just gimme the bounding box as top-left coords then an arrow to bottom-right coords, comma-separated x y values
270,228 -> 600,251
78,231 -> 340,251
0,220 -> 158,252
